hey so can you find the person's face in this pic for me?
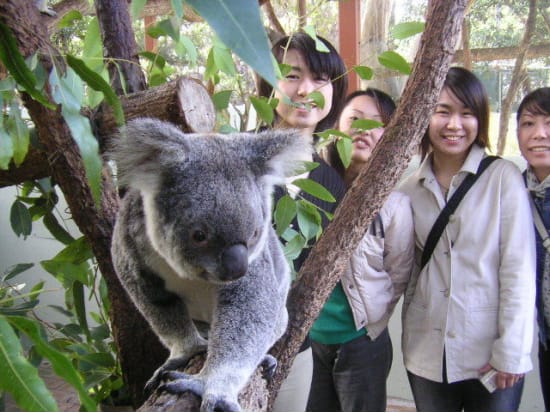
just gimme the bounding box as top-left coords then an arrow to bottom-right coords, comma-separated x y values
273,49 -> 333,136
428,87 -> 478,160
338,94 -> 384,167
518,109 -> 550,181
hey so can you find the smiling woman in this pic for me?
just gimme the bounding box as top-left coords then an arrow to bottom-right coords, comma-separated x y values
398,67 -> 536,412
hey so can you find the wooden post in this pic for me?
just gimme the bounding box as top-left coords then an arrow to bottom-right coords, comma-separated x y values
338,0 -> 360,92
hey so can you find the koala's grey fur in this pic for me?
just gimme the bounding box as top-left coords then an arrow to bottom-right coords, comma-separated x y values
110,118 -> 310,411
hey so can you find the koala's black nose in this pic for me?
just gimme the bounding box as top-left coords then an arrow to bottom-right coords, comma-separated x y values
221,244 -> 248,281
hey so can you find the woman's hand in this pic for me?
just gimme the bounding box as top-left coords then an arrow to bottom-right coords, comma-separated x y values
479,363 -> 524,390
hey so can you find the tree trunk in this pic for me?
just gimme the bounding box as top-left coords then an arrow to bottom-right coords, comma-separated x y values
360,0 -> 398,95
496,0 -> 537,156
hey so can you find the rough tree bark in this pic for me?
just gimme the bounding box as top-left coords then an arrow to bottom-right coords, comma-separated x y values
496,0 -> 538,156
360,0 -> 397,95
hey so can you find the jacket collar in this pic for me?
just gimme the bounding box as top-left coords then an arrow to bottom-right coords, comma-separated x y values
418,144 -> 486,182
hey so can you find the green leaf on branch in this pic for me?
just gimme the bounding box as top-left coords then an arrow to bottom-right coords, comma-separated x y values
336,137 -> 353,169
353,65 -> 374,80
0,124 -> 14,170
49,66 -> 103,205
274,195 -> 297,237
7,316 -> 96,411
307,91 -> 325,110
10,200 -> 32,238
292,178 -> 336,203
351,119 -> 384,130
66,55 -> 124,126
378,51 -> 411,75
303,25 -> 330,53
250,96 -> 274,125
0,22 -> 55,109
391,21 -> 425,39
296,200 -> 322,241
212,90 -> 233,110
0,316 -> 58,412
186,0 -> 277,87
2,263 -> 34,282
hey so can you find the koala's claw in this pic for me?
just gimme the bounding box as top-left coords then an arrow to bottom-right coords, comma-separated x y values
144,356 -> 193,396
159,372 -> 204,396
260,354 -> 277,380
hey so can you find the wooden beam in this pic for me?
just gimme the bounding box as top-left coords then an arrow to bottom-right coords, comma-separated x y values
338,0 -> 360,92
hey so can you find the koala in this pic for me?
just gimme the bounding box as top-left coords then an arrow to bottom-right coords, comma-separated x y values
110,118 -> 310,411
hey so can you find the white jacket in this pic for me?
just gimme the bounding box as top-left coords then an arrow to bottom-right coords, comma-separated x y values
341,191 -> 415,340
399,145 -> 536,383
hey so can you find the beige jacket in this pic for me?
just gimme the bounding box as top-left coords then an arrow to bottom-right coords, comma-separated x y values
399,145 -> 536,383
341,191 -> 415,340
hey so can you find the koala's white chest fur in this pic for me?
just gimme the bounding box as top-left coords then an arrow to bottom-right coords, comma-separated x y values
147,249 -> 218,323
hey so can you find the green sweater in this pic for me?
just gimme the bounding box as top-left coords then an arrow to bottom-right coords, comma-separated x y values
310,282 -> 366,345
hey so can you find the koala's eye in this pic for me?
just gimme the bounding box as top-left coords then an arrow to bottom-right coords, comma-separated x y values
191,230 -> 208,246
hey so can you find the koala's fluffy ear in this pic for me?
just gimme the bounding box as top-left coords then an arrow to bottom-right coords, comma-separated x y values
109,118 -> 187,192
247,129 -> 313,184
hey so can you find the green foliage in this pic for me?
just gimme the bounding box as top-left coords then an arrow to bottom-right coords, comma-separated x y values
0,316 -> 58,412
186,0 -> 277,87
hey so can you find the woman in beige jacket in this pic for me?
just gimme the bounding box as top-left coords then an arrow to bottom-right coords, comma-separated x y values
399,67 -> 536,411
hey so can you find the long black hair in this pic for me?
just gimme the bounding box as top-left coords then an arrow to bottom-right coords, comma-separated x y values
421,66 -> 491,160
257,32 -> 348,134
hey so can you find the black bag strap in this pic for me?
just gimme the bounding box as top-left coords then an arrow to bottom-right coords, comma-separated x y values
420,155 -> 499,269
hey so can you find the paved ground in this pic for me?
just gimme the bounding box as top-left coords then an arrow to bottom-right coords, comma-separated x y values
4,361 -> 416,411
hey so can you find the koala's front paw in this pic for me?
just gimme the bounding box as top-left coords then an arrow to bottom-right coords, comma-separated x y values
144,356 -> 194,396
260,354 -> 277,380
161,371 -> 241,412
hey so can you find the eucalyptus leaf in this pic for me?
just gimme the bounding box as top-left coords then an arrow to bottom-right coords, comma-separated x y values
0,127 -> 14,170
274,195 -> 296,237
378,50 -> 411,75
296,200 -> 322,241
10,200 -> 32,238
353,65 -> 374,80
2,263 -> 34,282
49,66 -> 102,205
0,22 -> 54,109
283,232 -> 307,262
7,316 -> 96,411
170,0 -> 184,18
307,91 -> 325,110
336,137 -> 352,169
66,55 -> 124,126
73,281 -> 90,340
292,178 -> 336,203
0,316 -> 58,411
391,21 -> 425,39
212,90 -> 233,111
250,96 -> 274,125
7,103 -> 29,166
43,213 -> 75,245
212,44 -> 236,76
351,119 -> 384,130
186,0 -> 277,87
57,10 -> 83,29
303,26 -> 330,53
